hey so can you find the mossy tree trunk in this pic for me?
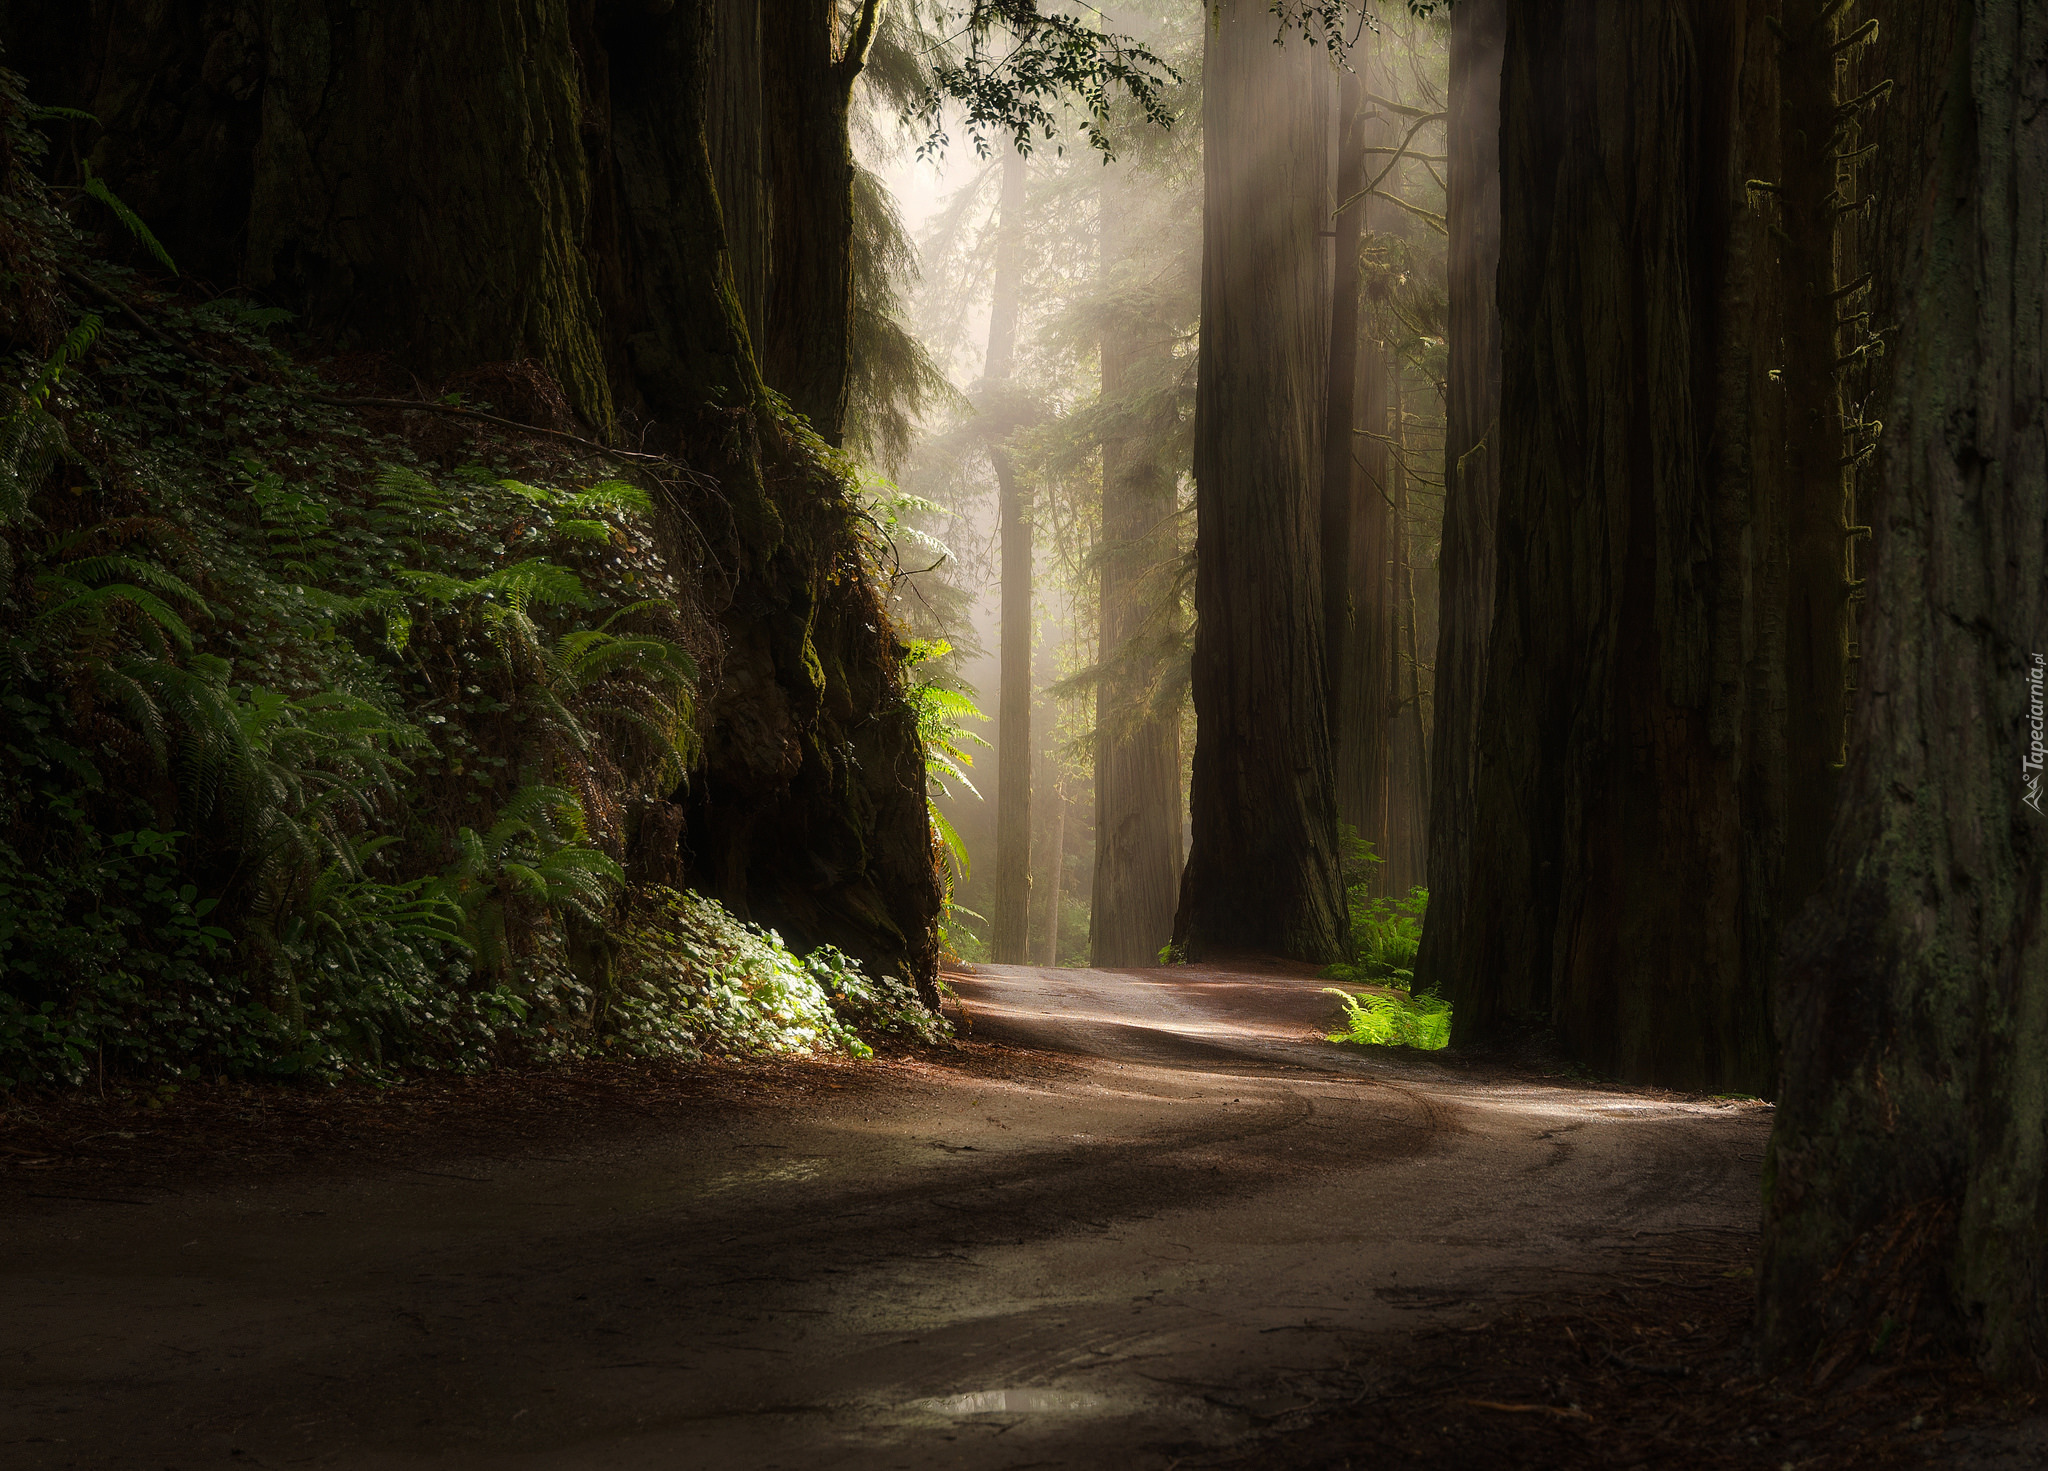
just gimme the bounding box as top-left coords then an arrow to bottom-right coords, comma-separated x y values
1761,0 -> 2047,1381
6,0 -> 943,997
1172,0 -> 1346,964
1090,156 -> 1184,969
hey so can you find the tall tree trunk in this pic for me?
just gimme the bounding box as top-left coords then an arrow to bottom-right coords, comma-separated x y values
987,146 -> 1035,964
1414,0 -> 1504,990
5,0 -> 944,998
1090,160 -> 1184,968
1453,0 -> 1780,1090
1762,0 -> 2047,1382
1344,315 -> 1395,868
1323,65 -> 1368,814
1340,85 -> 1398,878
761,0 -> 878,445
1777,0 -> 1855,908
1173,0 -> 1346,964
1383,357 -> 1429,895
707,0 -> 768,340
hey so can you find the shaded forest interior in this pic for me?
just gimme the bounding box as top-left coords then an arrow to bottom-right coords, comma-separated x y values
0,0 -> 2042,1416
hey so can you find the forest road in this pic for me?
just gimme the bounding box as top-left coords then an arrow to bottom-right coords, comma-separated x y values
1,962 -> 1771,1470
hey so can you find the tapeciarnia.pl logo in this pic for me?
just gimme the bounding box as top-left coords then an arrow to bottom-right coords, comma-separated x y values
2026,653 -> 2046,815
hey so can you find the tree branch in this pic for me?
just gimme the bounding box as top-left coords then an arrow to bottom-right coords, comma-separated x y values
836,0 -> 884,87
1336,110 -> 1445,219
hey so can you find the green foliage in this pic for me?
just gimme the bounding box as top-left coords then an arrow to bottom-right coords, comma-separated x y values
1323,985 -> 1451,1051
0,68 -> 946,1088
76,162 -> 177,274
910,2 -> 1181,160
903,636 -> 988,901
1318,827 -> 1428,984
1316,830 -> 1445,1050
611,889 -> 950,1061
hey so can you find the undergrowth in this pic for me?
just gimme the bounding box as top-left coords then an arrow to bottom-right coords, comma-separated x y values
1321,827 -> 1446,1050
0,71 -> 944,1090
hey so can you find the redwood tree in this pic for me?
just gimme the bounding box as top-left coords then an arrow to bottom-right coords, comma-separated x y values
1172,0 -> 1346,964
762,0 -> 881,446
1442,0 -> 1785,1090
1762,0 -> 2047,1381
1412,0 -> 1502,995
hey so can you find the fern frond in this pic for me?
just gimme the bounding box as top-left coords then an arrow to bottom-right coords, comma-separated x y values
80,164 -> 177,274
562,479 -> 654,516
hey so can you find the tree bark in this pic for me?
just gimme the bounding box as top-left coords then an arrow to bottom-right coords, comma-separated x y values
1323,65 -> 1368,795
987,145 -> 1034,964
1762,0 -> 2048,1381
1172,0 -> 1346,964
1413,0 -> 1503,990
1382,356 -> 1429,896
1777,0 -> 1854,908
761,0 -> 872,444
707,0 -> 768,340
1453,0 -> 1780,1090
1090,158 -> 1184,969
1342,314 -> 1395,865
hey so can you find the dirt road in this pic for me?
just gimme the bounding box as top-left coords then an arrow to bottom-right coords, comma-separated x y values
1,962 -> 1770,1469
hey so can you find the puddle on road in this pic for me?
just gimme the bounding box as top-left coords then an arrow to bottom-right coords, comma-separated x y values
915,1388 -> 1107,1415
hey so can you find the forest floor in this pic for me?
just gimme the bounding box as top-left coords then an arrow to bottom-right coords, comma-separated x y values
1,961 -> 2038,1470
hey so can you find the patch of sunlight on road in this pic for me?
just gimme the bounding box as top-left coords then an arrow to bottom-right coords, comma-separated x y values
915,1388 -> 1108,1415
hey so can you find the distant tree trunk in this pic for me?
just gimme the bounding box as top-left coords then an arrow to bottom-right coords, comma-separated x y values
1322,66 -> 1370,824
761,0 -> 878,445
1763,0 -> 2048,1379
1453,1 -> 1780,1090
987,146 -> 1035,964
1413,0 -> 1503,992
1382,357 -> 1429,895
4,0 -> 943,997
1091,161 -> 1184,968
1344,315 -> 1395,866
1173,0 -> 1346,963
1036,786 -> 1065,967
1341,84 -> 1399,880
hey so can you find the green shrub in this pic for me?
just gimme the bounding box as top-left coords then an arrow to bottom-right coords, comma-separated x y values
1322,827 -> 1429,985
609,888 -> 950,1060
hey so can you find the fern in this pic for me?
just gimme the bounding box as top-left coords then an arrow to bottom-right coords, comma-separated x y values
78,163 -> 177,274
0,315 -> 101,539
903,638 -> 989,896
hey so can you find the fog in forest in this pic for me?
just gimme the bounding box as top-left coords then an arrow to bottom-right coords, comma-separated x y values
860,4 -> 1448,969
